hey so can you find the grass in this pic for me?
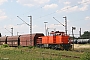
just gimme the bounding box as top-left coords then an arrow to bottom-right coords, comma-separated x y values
0,44 -> 90,60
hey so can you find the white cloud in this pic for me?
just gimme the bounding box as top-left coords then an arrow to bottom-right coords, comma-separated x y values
80,5 -> 88,11
43,4 -> 58,9
85,16 -> 90,20
57,4 -> 89,13
11,0 -> 13,2
58,0 -> 62,3
0,1 -> 7,22
64,2 -> 71,5
78,0 -> 90,11
57,0 -> 90,13
56,6 -> 79,13
78,0 -> 90,5
16,0 -> 50,7
0,10 -> 7,20
0,0 -> 7,5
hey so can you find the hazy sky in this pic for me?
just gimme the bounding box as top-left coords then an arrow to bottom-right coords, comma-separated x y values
0,0 -> 90,37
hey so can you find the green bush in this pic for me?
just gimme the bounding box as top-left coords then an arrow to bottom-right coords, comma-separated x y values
81,52 -> 90,60
28,46 -> 33,49
0,45 -> 2,48
2,44 -> 9,48
18,45 -> 23,48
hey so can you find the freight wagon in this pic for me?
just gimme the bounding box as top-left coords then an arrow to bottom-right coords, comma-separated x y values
0,36 -> 7,45
0,33 -> 44,47
0,31 -> 72,50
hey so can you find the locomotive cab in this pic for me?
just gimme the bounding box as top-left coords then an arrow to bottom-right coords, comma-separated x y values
50,31 -> 65,36
49,31 -> 72,50
39,31 -> 72,50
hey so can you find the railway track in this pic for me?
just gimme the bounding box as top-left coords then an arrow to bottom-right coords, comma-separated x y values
41,52 -> 80,59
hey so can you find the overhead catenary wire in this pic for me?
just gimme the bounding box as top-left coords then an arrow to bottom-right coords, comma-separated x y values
5,28 -> 11,34
21,0 -> 58,16
7,0 -> 90,24
34,0 -> 90,20
17,16 -> 30,26
5,28 -> 13,36
6,0 -> 58,25
53,17 -> 65,26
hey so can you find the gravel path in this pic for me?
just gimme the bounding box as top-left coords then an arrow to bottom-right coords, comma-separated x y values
74,44 -> 90,49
